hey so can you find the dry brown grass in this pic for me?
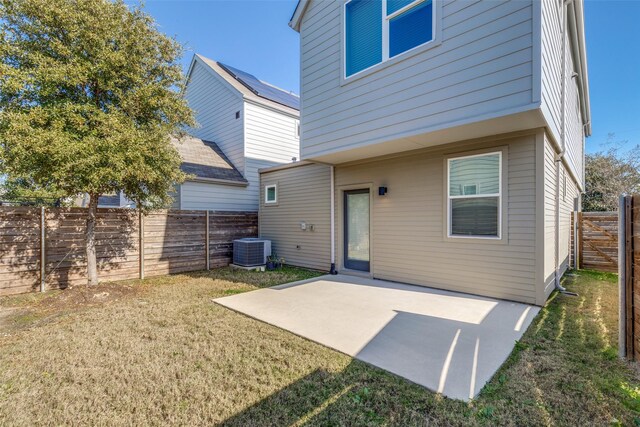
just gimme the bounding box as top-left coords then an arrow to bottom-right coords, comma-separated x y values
0,268 -> 638,426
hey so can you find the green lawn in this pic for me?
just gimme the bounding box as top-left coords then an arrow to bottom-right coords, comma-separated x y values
0,268 -> 638,426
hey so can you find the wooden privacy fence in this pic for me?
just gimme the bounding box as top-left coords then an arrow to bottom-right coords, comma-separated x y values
0,207 -> 257,296
572,211 -> 619,272
620,195 -> 639,360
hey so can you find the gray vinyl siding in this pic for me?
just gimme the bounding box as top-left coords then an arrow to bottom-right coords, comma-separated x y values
299,0 -> 535,159
540,0 -> 562,140
559,168 -> 579,272
180,181 -> 255,211
245,102 -> 300,164
184,61 -> 245,173
179,158 -> 282,212
183,60 -> 301,211
542,131 -> 580,298
259,163 -> 331,271
540,0 -> 585,185
543,135 -> 557,296
335,133 -> 537,304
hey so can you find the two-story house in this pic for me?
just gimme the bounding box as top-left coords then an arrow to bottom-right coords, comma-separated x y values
175,54 -> 301,211
259,0 -> 590,306
88,55 -> 301,211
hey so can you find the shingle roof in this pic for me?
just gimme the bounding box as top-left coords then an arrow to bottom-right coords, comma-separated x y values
172,135 -> 247,184
216,62 -> 300,111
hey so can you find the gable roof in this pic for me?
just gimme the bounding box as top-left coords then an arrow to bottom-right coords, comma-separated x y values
289,0 -> 309,32
217,62 -> 300,110
172,135 -> 248,185
190,54 -> 300,114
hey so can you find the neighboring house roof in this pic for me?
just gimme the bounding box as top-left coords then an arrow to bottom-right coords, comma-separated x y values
217,62 -> 300,110
189,54 -> 300,115
172,135 -> 248,186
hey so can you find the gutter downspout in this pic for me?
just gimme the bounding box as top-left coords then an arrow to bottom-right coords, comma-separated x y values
329,165 -> 337,274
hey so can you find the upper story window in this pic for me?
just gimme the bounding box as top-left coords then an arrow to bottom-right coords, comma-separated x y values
447,152 -> 502,239
345,0 -> 435,78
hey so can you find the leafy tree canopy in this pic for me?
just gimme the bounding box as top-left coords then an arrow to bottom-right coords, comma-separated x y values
0,0 -> 195,209
583,137 -> 640,212
0,176 -> 67,205
0,0 -> 195,285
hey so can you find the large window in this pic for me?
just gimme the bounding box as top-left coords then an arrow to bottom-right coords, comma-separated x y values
447,152 -> 501,238
345,0 -> 435,78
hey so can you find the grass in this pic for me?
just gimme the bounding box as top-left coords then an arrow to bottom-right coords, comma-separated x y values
0,267 -> 638,426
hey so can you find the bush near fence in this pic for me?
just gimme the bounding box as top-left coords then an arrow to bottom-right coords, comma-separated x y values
0,207 -> 257,296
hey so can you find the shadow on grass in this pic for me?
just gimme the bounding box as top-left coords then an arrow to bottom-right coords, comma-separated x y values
178,266 -> 324,289
220,269 -> 640,426
219,361 -> 464,427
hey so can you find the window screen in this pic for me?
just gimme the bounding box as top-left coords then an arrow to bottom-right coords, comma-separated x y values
448,153 -> 501,237
345,0 -> 383,77
389,0 -> 433,58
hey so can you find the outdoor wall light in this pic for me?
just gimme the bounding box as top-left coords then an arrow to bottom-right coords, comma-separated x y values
378,186 -> 388,196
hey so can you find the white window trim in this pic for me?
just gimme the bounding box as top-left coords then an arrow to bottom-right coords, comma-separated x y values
447,151 -> 502,240
342,0 -> 440,83
265,184 -> 277,204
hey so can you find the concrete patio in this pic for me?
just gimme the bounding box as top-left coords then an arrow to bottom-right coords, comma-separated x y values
214,274 -> 539,401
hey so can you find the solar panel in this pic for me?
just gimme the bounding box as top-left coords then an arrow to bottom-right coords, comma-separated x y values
218,62 -> 300,110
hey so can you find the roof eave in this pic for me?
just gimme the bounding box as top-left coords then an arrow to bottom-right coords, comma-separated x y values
289,0 -> 309,32
570,0 -> 592,136
186,176 -> 249,187
196,55 -> 299,114
243,96 -> 300,118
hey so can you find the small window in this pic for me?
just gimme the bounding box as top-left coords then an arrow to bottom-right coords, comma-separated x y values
344,0 -> 435,78
295,120 -> 300,139
448,152 -> 501,238
265,185 -> 277,204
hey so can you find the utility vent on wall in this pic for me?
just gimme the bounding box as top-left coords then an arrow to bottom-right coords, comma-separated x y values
233,238 -> 271,267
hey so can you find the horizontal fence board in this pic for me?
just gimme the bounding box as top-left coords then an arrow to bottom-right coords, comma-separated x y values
0,207 -> 257,296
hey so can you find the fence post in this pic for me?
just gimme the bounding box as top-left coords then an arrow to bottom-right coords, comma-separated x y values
40,206 -> 46,292
577,212 -> 583,269
619,196 -> 628,357
206,211 -> 210,270
625,196 -> 635,359
139,210 -> 145,280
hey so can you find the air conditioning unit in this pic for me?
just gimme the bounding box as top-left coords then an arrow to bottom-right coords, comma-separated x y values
233,238 -> 271,267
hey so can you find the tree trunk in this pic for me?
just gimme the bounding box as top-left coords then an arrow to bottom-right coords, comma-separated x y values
86,194 -> 99,286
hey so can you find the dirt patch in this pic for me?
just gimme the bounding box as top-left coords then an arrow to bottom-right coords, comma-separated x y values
35,281 -> 144,312
0,307 -> 23,335
0,281 -> 146,336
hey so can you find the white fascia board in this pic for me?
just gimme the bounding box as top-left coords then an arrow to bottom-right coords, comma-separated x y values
289,0 -> 308,32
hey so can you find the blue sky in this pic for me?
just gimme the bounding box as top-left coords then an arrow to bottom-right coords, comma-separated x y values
138,0 -> 639,154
